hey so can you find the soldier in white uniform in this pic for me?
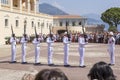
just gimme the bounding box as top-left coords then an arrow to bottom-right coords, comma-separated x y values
78,33 -> 88,68
46,34 -> 55,66
63,32 -> 71,67
108,32 -> 115,66
32,35 -> 41,65
10,34 -> 17,63
20,34 -> 28,64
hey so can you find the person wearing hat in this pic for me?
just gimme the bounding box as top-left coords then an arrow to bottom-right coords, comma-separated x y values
20,34 -> 28,64
32,35 -> 42,65
46,33 -> 55,66
63,32 -> 71,67
9,34 -> 17,63
108,31 -> 115,66
78,33 -> 88,68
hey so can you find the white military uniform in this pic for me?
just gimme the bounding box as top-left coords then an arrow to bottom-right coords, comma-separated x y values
32,38 -> 41,64
63,35 -> 70,66
78,36 -> 87,67
20,37 -> 28,63
108,32 -> 115,65
10,37 -> 17,62
46,36 -> 54,65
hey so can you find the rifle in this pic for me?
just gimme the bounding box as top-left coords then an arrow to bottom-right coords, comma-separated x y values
49,25 -> 53,41
11,25 -> 15,40
34,25 -> 38,41
24,22 -> 27,41
66,21 -> 70,41
82,22 -> 87,42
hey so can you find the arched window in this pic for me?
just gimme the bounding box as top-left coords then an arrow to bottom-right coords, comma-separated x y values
31,21 -> 34,27
79,22 -> 82,25
5,19 -> 8,27
59,22 -> 63,26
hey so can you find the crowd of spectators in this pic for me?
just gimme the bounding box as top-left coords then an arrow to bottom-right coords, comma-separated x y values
5,32 -> 120,45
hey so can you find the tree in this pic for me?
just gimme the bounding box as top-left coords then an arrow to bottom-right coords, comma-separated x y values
108,26 -> 117,32
101,7 -> 120,31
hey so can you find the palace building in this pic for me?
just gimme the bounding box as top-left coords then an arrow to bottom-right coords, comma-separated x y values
0,0 -> 87,44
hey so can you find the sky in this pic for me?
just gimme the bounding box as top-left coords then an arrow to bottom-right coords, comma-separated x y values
40,0 -> 120,16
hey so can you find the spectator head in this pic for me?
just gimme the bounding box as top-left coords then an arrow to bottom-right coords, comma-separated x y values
35,68 -> 68,80
88,61 -> 116,80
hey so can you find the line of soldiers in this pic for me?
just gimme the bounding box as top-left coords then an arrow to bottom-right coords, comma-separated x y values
9,31 -> 115,67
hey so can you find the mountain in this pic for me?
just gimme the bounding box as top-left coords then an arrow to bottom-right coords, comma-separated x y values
82,13 -> 103,24
82,13 -> 109,30
39,3 -> 68,15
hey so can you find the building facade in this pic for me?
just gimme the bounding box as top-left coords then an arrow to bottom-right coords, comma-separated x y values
53,15 -> 87,34
0,0 -> 53,44
0,0 -> 89,44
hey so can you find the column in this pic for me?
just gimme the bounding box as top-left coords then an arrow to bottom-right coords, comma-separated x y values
27,0 -> 30,13
36,0 -> 39,13
34,0 -> 36,14
20,0 -> 22,13
10,0 -> 13,11
0,0 -> 1,9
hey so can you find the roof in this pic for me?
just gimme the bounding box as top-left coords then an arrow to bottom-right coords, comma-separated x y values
53,15 -> 84,19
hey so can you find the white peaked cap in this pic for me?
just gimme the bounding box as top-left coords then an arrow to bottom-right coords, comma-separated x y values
64,32 -> 67,35
109,31 -> 114,35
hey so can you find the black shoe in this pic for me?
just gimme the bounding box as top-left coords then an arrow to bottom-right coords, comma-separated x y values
9,61 -> 17,63
34,63 -> 41,65
48,63 -> 54,66
64,64 -> 70,67
79,65 -> 86,68
108,63 -> 114,66
21,62 -> 28,64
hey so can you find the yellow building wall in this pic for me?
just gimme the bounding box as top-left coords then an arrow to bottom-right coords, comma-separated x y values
0,10 -> 53,44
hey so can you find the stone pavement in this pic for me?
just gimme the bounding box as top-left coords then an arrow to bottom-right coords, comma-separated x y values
0,43 -> 120,80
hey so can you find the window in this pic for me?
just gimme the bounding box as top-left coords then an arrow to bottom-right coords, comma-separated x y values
5,19 -> 8,27
38,22 -> 40,28
16,20 -> 19,27
60,22 -> 63,26
31,21 -> 34,27
79,22 -> 81,25
41,22 -> 44,28
1,0 -> 8,4
72,21 -> 75,26
47,23 -> 49,28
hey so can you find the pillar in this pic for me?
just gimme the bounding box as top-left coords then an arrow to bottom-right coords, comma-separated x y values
27,0 -> 30,13
20,0 -> 22,13
34,0 -> 36,14
0,0 -> 1,9
36,0 -> 39,13
10,0 -> 13,11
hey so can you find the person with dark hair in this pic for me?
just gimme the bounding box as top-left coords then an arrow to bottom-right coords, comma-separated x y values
35,68 -> 68,80
88,61 -> 116,80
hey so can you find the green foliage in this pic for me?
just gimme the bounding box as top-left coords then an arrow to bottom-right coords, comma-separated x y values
101,7 -> 120,29
108,26 -> 117,32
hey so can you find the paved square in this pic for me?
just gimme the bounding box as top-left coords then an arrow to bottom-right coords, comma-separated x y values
0,43 -> 120,80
